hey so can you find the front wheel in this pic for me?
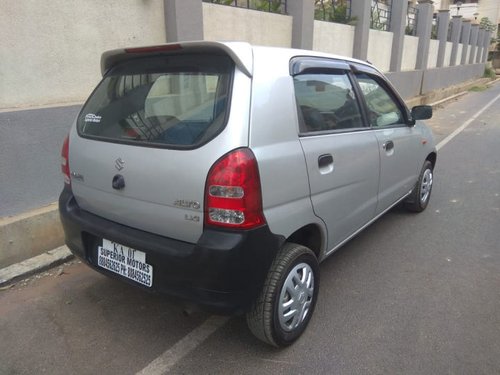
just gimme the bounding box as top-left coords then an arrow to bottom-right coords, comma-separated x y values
246,243 -> 319,347
405,160 -> 434,212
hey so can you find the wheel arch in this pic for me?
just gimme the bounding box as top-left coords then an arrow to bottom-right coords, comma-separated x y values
426,151 -> 437,168
286,223 -> 324,259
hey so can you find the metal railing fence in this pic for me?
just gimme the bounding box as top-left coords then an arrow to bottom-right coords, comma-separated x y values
371,0 -> 392,31
406,3 -> 418,36
203,0 -> 287,15
314,0 -> 353,25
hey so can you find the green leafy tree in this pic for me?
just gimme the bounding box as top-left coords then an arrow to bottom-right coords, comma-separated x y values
209,0 -> 284,14
314,0 -> 355,25
255,0 -> 282,13
211,0 -> 234,5
479,17 -> 495,33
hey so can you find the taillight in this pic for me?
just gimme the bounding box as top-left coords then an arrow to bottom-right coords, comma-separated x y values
205,148 -> 265,229
61,135 -> 70,185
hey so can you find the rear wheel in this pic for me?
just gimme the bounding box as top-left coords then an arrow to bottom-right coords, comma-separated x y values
405,160 -> 434,212
246,243 -> 319,347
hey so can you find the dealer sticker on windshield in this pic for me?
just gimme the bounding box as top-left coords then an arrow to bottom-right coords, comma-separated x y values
97,239 -> 153,287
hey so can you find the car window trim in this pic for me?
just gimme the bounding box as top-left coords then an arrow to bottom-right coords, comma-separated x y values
290,56 -> 351,76
290,56 -> 372,135
298,126 -> 374,138
346,70 -> 372,129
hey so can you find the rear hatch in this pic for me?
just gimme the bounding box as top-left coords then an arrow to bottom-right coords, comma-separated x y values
68,43 -> 252,243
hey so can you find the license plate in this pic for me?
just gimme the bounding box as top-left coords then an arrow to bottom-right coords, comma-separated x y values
97,239 -> 153,287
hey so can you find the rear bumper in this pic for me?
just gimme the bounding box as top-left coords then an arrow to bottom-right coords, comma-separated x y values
59,187 -> 283,314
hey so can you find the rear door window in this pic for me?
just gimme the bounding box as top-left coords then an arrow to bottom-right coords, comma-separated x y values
77,54 -> 233,148
294,71 -> 364,133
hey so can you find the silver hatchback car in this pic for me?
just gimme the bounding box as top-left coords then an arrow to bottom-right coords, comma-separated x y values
60,41 -> 436,347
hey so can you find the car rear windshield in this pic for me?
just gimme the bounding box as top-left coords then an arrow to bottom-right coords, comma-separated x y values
77,54 -> 233,148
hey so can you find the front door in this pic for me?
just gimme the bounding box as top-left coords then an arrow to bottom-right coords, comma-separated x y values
354,73 -> 422,214
293,64 -> 380,251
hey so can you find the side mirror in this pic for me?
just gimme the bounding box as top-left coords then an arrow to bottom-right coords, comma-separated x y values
411,105 -> 432,121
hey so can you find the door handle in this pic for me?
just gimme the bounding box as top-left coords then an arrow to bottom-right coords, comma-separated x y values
318,154 -> 333,168
318,154 -> 334,174
383,140 -> 394,151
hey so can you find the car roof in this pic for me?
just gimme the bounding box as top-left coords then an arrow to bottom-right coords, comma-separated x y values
100,41 -> 379,78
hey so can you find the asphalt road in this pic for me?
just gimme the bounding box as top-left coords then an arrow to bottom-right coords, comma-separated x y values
0,82 -> 499,374
0,105 -> 80,217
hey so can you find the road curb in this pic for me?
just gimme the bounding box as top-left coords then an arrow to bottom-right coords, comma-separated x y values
429,77 -> 500,108
429,91 -> 468,108
405,77 -> 497,109
0,203 -> 64,269
0,246 -> 74,287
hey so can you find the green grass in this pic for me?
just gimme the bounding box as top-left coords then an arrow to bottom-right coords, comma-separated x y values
469,85 -> 488,92
483,67 -> 496,79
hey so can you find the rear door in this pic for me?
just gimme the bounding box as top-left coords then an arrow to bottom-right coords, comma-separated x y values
69,52 -> 250,243
354,73 -> 422,214
292,59 -> 380,252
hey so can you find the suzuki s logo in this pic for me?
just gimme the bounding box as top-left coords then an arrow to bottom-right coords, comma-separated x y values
115,158 -> 125,171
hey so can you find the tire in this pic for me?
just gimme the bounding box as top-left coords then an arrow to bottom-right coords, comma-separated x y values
246,242 -> 319,347
405,160 -> 434,212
